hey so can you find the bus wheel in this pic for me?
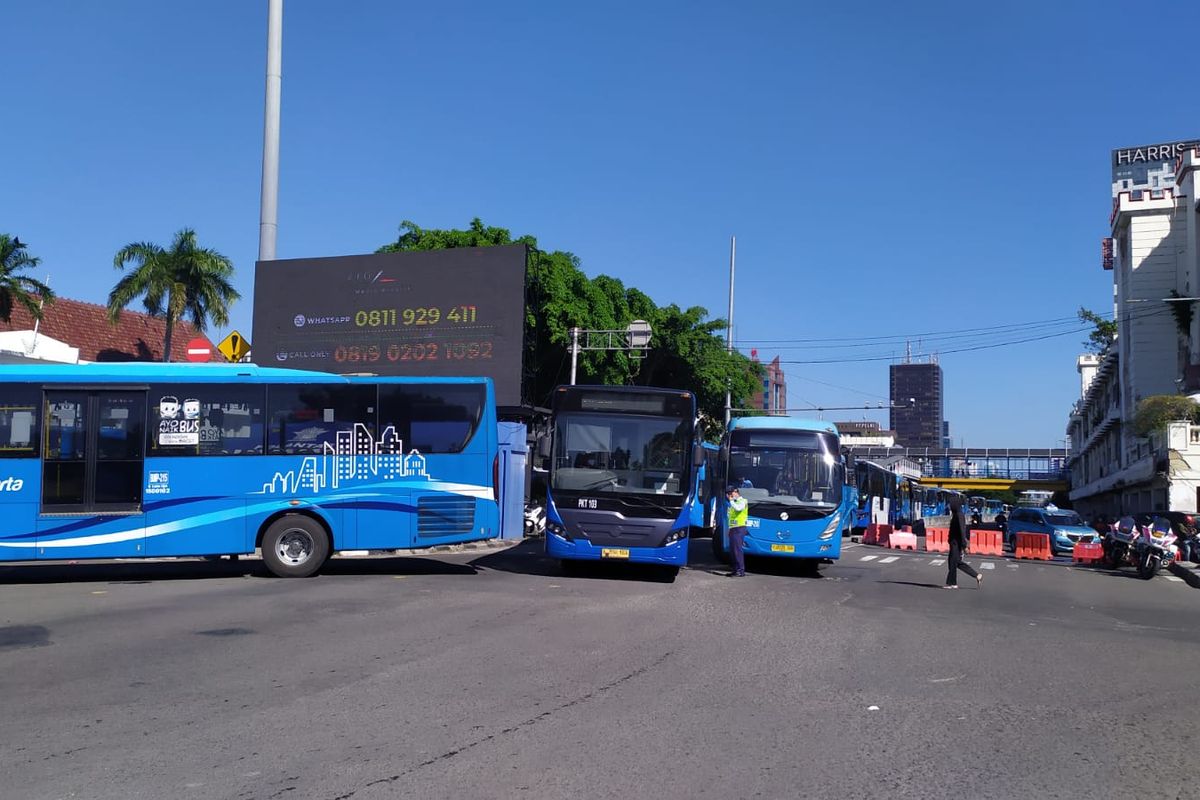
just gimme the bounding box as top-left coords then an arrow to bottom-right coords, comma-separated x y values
262,515 -> 329,578
560,559 -> 584,576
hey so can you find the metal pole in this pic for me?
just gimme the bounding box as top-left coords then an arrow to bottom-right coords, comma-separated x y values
725,236 -> 736,425
569,327 -> 580,385
258,0 -> 283,262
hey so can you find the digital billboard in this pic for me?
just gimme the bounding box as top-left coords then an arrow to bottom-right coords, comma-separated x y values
1111,139 -> 1200,197
252,245 -> 528,406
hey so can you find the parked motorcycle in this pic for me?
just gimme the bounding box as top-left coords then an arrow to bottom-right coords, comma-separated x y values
524,504 -> 546,537
1105,516 -> 1177,579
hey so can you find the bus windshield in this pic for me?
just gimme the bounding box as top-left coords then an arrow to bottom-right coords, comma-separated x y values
551,413 -> 689,496
728,429 -> 842,509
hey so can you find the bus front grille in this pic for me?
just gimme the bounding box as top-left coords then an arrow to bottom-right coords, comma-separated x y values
417,495 -> 476,538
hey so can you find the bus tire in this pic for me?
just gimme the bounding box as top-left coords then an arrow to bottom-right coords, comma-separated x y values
261,515 -> 330,578
560,559 -> 584,576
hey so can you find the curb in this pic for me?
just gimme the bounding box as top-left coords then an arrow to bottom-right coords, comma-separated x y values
1168,559 -> 1200,588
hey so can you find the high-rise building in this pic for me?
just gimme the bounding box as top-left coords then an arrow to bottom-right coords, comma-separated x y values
889,361 -> 943,448
751,351 -> 788,416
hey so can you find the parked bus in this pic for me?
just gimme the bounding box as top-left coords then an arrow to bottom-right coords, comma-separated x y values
544,385 -> 702,573
852,460 -> 896,533
712,417 -> 847,565
0,363 -> 500,577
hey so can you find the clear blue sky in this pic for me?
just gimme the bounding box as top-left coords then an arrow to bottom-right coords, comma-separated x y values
4,0 -> 1197,446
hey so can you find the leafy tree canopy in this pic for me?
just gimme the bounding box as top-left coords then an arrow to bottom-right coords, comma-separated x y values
1131,394 -> 1200,437
378,218 -> 762,428
0,234 -> 55,324
1077,307 -> 1116,354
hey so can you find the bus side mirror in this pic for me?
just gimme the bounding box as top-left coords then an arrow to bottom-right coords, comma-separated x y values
692,443 -> 705,468
537,435 -> 551,460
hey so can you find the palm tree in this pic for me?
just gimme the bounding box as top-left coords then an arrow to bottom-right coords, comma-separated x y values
0,234 -> 55,324
108,228 -> 240,362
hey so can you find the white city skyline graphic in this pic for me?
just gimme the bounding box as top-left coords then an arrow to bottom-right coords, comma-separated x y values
255,423 -> 430,495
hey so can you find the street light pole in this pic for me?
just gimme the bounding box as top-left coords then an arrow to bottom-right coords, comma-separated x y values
569,327 -> 580,385
258,0 -> 283,262
725,235 -> 736,426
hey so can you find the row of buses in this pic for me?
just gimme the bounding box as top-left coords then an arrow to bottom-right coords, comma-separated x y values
1,362 -> 992,578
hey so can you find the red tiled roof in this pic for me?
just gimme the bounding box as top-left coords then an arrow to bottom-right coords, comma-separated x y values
0,297 -> 224,363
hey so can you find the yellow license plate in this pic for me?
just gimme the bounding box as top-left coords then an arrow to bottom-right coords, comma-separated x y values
601,548 -> 630,559
771,544 -> 796,553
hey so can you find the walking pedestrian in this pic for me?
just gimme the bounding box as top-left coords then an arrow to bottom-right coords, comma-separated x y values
945,497 -> 981,589
726,485 -> 748,577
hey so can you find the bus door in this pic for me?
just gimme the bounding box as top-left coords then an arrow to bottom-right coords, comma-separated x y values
38,390 -> 147,558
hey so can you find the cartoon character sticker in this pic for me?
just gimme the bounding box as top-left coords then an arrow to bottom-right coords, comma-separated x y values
158,395 -> 199,445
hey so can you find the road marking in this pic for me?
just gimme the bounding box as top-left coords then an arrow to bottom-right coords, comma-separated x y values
981,562 -> 995,570
879,556 -> 899,563
929,674 -> 965,683
1164,576 -> 1184,582
860,555 -> 878,561
930,559 -> 945,565
91,590 -> 107,595
339,550 -> 370,557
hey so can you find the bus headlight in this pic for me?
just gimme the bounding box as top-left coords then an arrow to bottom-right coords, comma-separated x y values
547,522 -> 572,541
665,527 -> 689,544
819,513 -> 841,540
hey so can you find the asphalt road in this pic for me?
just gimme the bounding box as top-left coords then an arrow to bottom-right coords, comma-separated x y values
2,539 -> 1198,800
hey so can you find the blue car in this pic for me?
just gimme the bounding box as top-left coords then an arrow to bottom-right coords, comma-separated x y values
1006,506 -> 1097,556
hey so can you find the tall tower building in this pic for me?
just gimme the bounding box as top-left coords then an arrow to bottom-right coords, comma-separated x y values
751,350 -> 788,416
889,360 -> 943,448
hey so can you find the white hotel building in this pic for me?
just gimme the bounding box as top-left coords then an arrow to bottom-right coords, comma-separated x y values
1067,142 -> 1200,515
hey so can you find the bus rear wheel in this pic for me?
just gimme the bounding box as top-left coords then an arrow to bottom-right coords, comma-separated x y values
261,515 -> 330,578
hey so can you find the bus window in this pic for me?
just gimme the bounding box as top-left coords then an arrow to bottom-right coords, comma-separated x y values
268,384 -> 376,455
149,384 -> 266,456
0,387 -> 40,458
378,383 -> 485,454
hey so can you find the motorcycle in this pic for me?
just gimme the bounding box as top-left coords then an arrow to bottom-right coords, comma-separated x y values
1105,516 -> 1177,579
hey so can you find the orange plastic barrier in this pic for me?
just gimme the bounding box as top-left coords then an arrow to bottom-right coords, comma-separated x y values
926,527 -> 949,554
888,530 -> 918,551
864,523 -> 893,547
1072,541 -> 1104,564
1014,532 -> 1052,560
968,529 -> 1003,557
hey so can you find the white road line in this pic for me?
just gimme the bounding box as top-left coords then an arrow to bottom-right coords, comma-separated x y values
1164,576 -> 1184,582
338,550 -> 370,557
981,562 -> 995,570
930,559 -> 945,565
859,555 -> 878,561
879,556 -> 899,564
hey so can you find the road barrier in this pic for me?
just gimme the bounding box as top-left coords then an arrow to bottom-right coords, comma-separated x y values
1014,532 -> 1052,560
926,527 -> 949,554
1072,541 -> 1105,564
888,529 -> 918,551
864,523 -> 893,546
968,529 -> 1003,557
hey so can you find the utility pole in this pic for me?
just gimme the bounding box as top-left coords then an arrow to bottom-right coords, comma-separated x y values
725,236 -> 736,425
258,0 -> 283,262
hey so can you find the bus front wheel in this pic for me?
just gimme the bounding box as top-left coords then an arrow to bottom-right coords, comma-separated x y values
261,515 -> 330,578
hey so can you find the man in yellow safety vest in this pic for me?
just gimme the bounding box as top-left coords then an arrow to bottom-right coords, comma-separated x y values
726,485 -> 749,577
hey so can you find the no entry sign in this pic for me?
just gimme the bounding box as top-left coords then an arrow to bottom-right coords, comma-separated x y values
185,337 -> 212,363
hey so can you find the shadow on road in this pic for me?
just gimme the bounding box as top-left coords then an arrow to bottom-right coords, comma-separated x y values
877,579 -> 944,589
0,553 -> 479,585
470,538 -> 679,584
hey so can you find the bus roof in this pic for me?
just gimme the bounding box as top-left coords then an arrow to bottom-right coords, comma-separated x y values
728,416 -> 838,435
0,362 -> 492,385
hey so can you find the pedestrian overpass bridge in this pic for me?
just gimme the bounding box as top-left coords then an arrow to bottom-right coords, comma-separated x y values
846,446 -> 1070,493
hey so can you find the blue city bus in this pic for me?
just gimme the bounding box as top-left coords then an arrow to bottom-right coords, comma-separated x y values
0,363 -> 500,577
712,417 -> 847,565
544,385 -> 703,573
852,459 -> 897,533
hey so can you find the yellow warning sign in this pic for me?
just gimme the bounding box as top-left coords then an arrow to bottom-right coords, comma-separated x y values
217,330 -> 251,363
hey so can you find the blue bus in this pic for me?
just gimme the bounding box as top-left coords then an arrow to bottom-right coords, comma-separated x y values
712,417 -> 848,565
852,460 -> 896,532
0,363 -> 500,577
544,385 -> 703,573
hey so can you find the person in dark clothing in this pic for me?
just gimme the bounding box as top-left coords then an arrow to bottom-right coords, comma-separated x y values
945,497 -> 982,589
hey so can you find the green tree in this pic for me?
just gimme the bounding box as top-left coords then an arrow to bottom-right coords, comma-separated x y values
1131,395 -> 1200,437
107,228 -> 240,362
1077,307 -> 1116,354
378,218 -> 763,424
0,234 -> 55,324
